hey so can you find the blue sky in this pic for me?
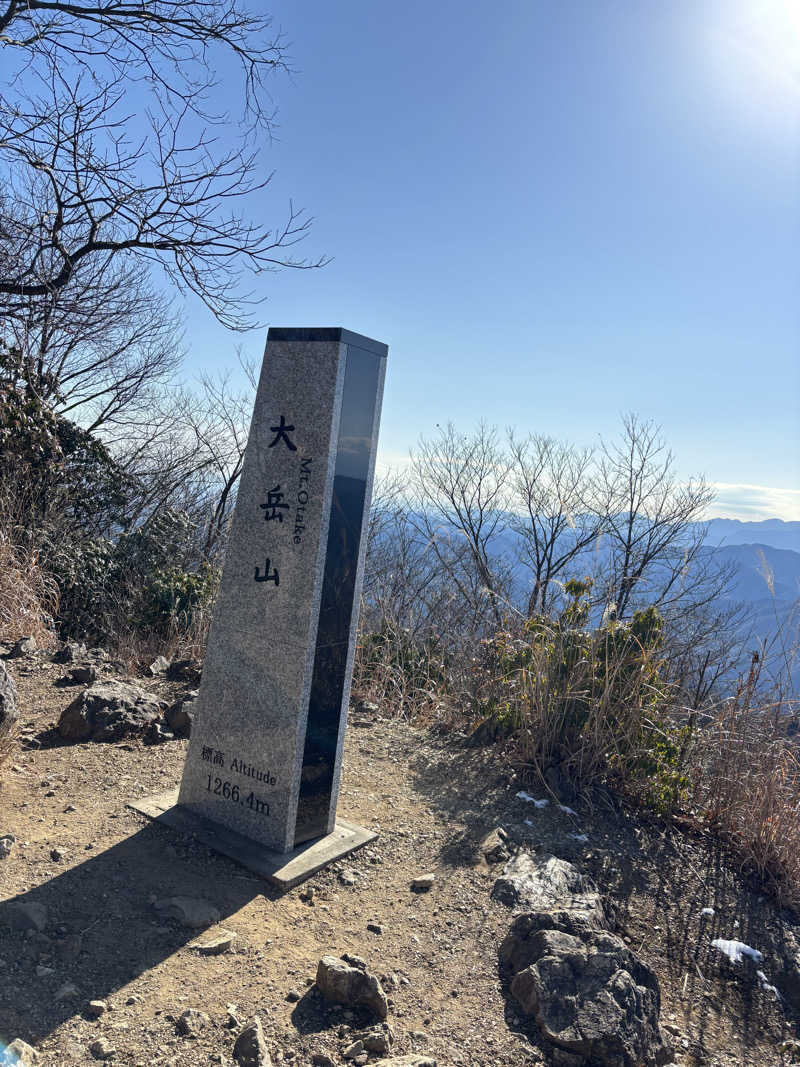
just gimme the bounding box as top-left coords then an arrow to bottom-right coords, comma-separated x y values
181,1 -> 799,519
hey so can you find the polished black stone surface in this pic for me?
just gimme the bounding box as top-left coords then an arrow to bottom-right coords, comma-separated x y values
266,326 -> 388,357
293,345 -> 382,844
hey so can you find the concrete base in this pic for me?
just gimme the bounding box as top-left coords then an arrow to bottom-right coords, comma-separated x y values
128,789 -> 376,890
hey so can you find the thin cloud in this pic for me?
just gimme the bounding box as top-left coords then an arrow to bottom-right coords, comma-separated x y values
706,483 -> 800,522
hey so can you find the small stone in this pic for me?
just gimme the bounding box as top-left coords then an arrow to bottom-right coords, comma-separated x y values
354,1057 -> 368,1067
339,870 -> 357,886
299,887 -> 315,902
176,1008 -> 210,1036
311,1055 -> 336,1067
233,1017 -> 271,1067
67,665 -> 98,685
89,1037 -> 116,1061
410,874 -> 435,892
50,847 -> 67,862
64,804 -> 77,813
194,930 -> 236,955
0,834 -> 15,858
35,965 -> 55,977
153,896 -> 220,929
316,955 -> 388,1020
87,1000 -> 108,1017
148,656 -> 171,676
367,921 -> 383,935
10,636 -> 37,658
7,902 -> 48,932
54,981 -> 81,1001
3,1039 -> 40,1064
343,1041 -> 364,1060
285,989 -> 301,1003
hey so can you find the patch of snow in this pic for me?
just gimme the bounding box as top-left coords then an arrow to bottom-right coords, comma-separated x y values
558,804 -> 578,816
711,938 -> 763,965
700,907 -> 715,918
569,832 -> 589,843
756,970 -> 781,997
516,791 -> 549,807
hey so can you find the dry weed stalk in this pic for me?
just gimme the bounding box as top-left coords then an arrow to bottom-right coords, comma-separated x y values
0,530 -> 58,648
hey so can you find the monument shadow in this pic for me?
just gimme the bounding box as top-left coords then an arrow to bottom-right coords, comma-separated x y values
0,820 -> 278,1046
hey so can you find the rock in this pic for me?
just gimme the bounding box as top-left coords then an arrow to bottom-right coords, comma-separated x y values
88,1037 -> 116,1061
354,1027 -> 393,1055
0,661 -> 19,744
148,655 -> 171,676
410,874 -> 435,892
311,1055 -> 336,1067
87,1000 -> 108,1017
194,930 -> 236,955
371,1058 -> 437,1067
6,902 -> 48,932
492,853 -> 604,924
343,1041 -> 365,1060
65,665 -> 99,685
50,846 -> 67,862
233,1017 -> 271,1067
176,1008 -> 210,1036
58,681 -> 161,742
144,721 -> 173,745
355,699 -> 380,717
367,920 -> 383,934
153,897 -> 220,929
480,827 -> 510,865
9,636 -> 37,658
56,933 -> 83,961
167,659 -> 202,684
316,955 -> 389,1020
165,695 -> 196,738
0,834 -> 16,858
2,1039 -> 40,1064
53,642 -> 88,664
500,911 -> 671,1067
55,981 -> 81,1001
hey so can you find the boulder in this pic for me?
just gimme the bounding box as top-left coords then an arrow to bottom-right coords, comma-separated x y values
64,664 -> 99,685
492,852 -> 604,924
316,955 -> 389,1020
1,1039 -> 40,1065
0,660 -> 19,744
233,1017 -> 271,1067
500,910 -> 671,1067
58,681 -> 161,742
165,693 -> 197,738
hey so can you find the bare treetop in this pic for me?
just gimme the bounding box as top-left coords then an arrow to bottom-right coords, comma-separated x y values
0,0 -> 286,127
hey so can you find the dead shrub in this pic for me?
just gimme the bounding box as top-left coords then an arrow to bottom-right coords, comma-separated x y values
0,530 -> 58,648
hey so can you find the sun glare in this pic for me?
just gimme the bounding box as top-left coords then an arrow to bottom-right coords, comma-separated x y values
705,0 -> 800,133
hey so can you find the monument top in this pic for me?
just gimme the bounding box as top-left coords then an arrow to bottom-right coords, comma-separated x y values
266,327 -> 388,356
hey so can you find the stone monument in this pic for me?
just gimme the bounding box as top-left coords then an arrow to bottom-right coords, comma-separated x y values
130,328 -> 387,887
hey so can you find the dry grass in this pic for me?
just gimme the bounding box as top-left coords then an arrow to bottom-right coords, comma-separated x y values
0,530 -> 58,648
689,656 -> 800,908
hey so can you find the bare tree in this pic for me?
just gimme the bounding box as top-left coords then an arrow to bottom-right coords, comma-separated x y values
506,431 -> 602,616
0,72 -> 324,329
0,0 -> 286,128
410,423 -> 511,630
1,253 -> 183,431
591,414 -> 735,621
0,0 -> 326,329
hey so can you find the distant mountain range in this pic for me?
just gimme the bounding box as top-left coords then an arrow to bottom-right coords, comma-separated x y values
703,518 -> 800,554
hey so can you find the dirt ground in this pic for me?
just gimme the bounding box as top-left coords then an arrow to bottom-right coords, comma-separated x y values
1,651 -> 799,1066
